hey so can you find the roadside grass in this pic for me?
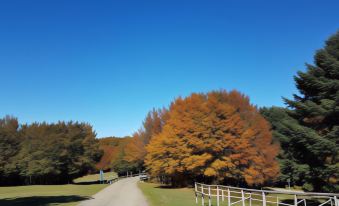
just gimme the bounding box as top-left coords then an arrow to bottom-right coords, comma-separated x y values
138,181 -> 198,206
0,184 -> 107,206
0,172 -> 116,206
73,171 -> 117,183
138,182 -> 297,206
0,172 -> 117,206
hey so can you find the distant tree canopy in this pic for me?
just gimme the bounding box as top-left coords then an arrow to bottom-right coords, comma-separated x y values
145,90 -> 280,186
93,109 -> 168,177
124,108 -> 168,170
96,137 -> 125,171
261,31 -> 339,192
0,116 -> 102,185
96,136 -> 138,176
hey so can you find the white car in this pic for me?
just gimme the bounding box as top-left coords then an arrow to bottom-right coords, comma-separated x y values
139,174 -> 149,181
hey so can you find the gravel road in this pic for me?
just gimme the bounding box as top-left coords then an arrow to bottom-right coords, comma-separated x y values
78,176 -> 148,206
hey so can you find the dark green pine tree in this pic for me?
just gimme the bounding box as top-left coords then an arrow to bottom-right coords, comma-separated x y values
261,107 -> 312,189
264,31 -> 339,192
0,116 -> 21,185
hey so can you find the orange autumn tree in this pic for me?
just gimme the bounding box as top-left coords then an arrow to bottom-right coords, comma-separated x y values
124,108 -> 168,168
145,90 -> 279,186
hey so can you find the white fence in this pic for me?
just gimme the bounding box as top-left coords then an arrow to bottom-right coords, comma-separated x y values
106,172 -> 145,184
195,182 -> 339,206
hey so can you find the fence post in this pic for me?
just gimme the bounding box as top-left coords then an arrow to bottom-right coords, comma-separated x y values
222,189 -> 224,202
201,184 -> 204,206
195,183 -> 198,204
228,188 -> 231,206
241,189 -> 246,206
262,192 -> 266,206
208,185 -> 211,206
334,196 -> 338,206
217,185 -> 220,206
249,193 -> 252,206
276,196 -> 279,206
294,195 -> 298,206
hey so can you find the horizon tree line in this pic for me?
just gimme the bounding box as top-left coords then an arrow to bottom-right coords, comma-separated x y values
0,118 -> 102,185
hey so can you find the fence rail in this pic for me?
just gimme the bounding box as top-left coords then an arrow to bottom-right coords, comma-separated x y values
194,182 -> 339,206
106,172 -> 146,184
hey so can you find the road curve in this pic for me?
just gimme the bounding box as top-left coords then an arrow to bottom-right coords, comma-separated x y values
78,176 -> 148,206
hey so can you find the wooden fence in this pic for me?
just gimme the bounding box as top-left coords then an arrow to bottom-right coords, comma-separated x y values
194,183 -> 339,206
106,172 -> 145,184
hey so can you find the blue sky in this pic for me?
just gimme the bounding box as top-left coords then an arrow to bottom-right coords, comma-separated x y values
1,0 -> 338,137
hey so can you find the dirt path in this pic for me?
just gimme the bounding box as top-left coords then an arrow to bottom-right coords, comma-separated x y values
78,176 -> 148,206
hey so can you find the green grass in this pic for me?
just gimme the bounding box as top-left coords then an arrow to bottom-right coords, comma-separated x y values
0,173 -> 112,206
138,182 -> 297,206
138,181 -> 198,206
0,172 -> 117,206
0,184 -> 107,206
73,171 -> 117,183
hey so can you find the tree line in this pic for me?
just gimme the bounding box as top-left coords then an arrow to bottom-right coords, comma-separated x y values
0,118 -> 102,185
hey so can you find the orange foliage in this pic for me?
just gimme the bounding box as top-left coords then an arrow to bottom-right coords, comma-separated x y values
145,90 -> 279,185
96,137 -> 131,170
124,108 -> 168,166
124,132 -> 146,163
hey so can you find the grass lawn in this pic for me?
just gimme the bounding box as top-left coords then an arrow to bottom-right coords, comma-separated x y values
138,181 -> 198,206
0,173 -> 113,206
138,182 -> 297,206
73,171 -> 117,183
0,184 -> 107,206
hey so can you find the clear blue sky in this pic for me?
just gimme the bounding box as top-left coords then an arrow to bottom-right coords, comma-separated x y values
1,0 -> 338,138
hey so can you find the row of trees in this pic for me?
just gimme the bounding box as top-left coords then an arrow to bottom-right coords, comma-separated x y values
115,31 -> 338,192
0,118 -> 102,185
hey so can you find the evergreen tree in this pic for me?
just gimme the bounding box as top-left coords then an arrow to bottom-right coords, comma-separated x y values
261,107 -> 314,189
263,31 -> 339,192
0,116 -> 21,185
0,117 -> 103,185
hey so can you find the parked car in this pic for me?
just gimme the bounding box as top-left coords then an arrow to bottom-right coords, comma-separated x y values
139,174 -> 149,181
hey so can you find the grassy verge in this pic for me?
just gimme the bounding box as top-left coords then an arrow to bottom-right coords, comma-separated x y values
138,181 -> 198,206
73,171 -> 117,183
0,184 -> 107,206
0,173 -> 112,206
138,182 -> 297,206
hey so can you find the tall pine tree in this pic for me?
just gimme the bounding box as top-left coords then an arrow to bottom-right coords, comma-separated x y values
264,31 -> 339,192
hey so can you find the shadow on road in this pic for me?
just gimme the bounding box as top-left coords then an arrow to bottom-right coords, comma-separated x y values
0,195 -> 91,206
